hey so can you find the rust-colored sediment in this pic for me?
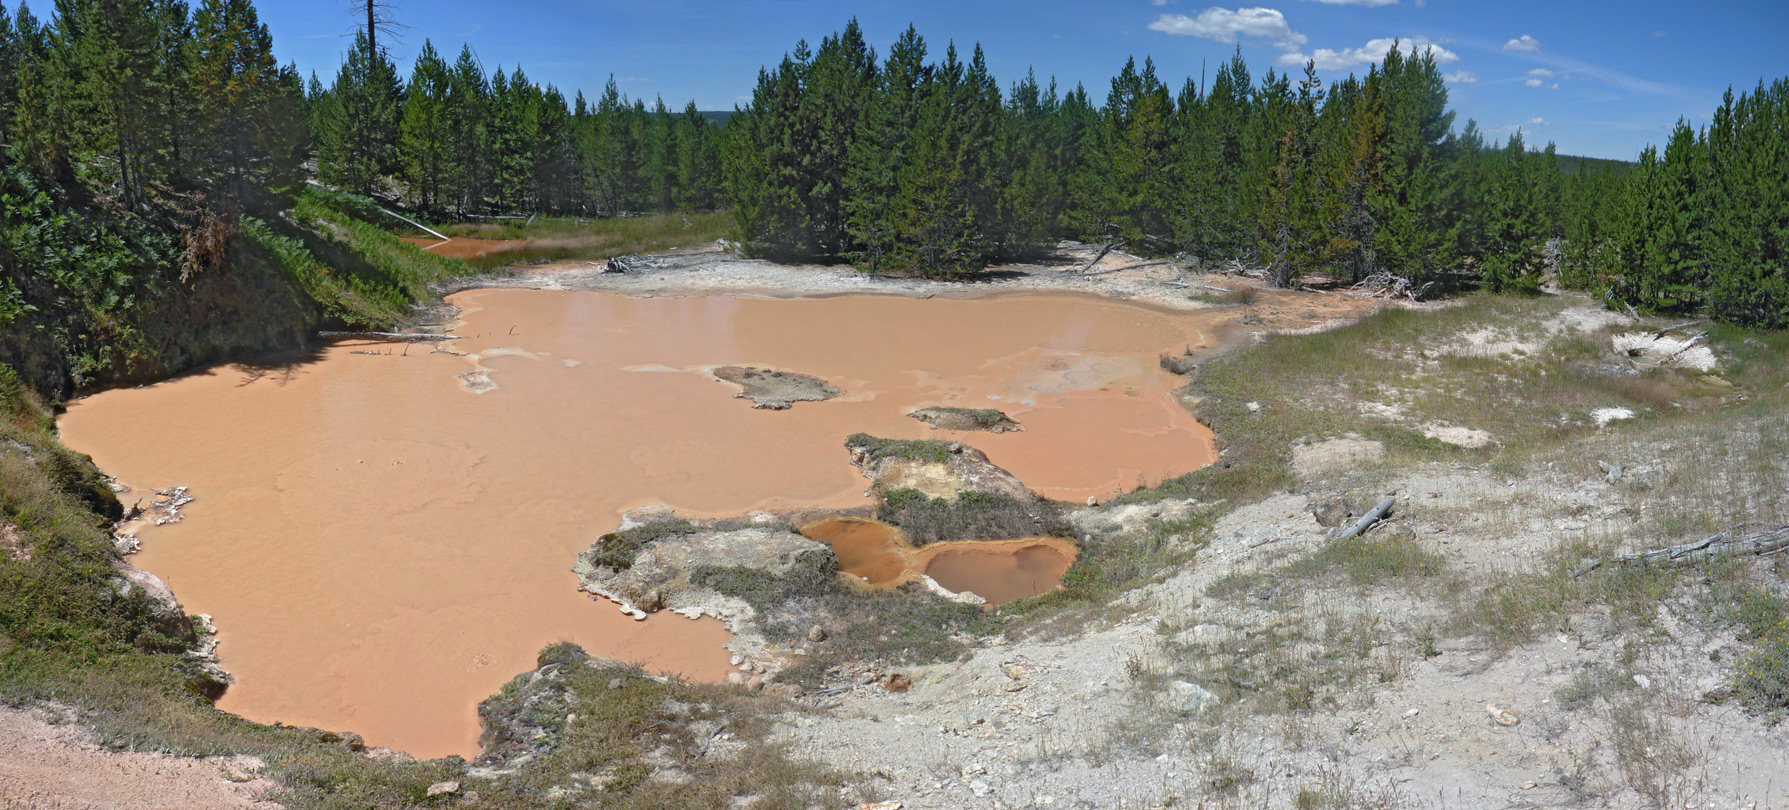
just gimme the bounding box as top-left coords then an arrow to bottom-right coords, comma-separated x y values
800,518 -> 1077,606
400,236 -> 518,260
799,517 -> 908,586
914,539 -> 1078,606
58,289 -> 1244,759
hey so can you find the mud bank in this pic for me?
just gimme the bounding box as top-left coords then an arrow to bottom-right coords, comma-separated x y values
59,277 -> 1310,758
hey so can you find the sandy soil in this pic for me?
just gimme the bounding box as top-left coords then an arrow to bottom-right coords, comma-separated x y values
0,705 -> 281,810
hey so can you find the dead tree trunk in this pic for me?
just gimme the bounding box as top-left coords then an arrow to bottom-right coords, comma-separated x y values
1571,525 -> 1789,577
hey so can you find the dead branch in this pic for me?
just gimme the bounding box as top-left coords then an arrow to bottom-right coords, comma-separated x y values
1331,496 -> 1396,541
1351,272 -> 1433,302
1072,241 -> 1117,275
1571,524 -> 1789,578
1653,320 -> 1708,338
607,254 -> 669,274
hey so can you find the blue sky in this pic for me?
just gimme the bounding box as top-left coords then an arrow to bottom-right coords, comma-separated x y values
255,1 -> 1789,160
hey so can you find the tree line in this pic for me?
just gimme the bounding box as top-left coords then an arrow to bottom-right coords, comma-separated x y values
310,33 -> 723,218
1557,80 -> 1789,327
723,21 -> 1575,287
724,22 -> 1786,327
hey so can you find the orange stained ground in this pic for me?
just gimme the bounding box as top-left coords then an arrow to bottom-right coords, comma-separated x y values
399,236 -> 518,260
57,289 -> 1220,760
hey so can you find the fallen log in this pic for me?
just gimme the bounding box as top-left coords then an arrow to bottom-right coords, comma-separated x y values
1653,320 -> 1708,338
1330,496 -> 1395,541
1071,241 -> 1116,275
1571,524 -> 1789,578
319,331 -> 463,341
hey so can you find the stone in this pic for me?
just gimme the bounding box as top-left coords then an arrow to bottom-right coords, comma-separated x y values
425,781 -> 460,797
858,803 -> 903,810
1311,496 -> 1352,528
808,625 -> 827,643
970,779 -> 992,797
884,674 -> 912,693
1163,680 -> 1219,714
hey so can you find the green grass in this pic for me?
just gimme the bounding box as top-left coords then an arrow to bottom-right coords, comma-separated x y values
1282,529 -> 1449,587
1124,295 -> 1789,510
291,187 -> 468,302
467,646 -> 839,810
876,488 -> 1072,546
421,211 -> 732,270
845,433 -> 955,465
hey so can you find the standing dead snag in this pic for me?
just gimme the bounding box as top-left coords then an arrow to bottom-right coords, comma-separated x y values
1571,524 -> 1789,577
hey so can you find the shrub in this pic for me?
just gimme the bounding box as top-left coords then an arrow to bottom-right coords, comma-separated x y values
877,488 -> 1071,545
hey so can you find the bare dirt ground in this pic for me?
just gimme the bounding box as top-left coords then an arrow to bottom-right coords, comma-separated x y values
785,463 -> 1789,809
0,704 -> 280,810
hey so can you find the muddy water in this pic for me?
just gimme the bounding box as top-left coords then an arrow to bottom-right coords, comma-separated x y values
59,290 -> 1223,759
918,541 -> 1076,606
802,517 -> 1077,605
800,517 -> 909,586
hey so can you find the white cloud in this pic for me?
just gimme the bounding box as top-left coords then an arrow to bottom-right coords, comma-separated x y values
1148,7 -> 1308,50
1278,36 -> 1460,71
1527,68 -> 1555,78
1524,78 -> 1543,87
1503,34 -> 1540,52
1526,117 -> 1548,126
1444,70 -> 1478,84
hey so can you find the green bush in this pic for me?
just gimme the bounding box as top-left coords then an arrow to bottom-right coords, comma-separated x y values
1735,619 -> 1789,711
845,433 -> 954,465
877,488 -> 1071,545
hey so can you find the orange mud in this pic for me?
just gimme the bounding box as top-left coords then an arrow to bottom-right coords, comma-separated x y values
59,289 -> 1245,760
401,236 -> 518,260
800,517 -> 908,586
801,518 -> 1076,605
916,540 -> 1077,606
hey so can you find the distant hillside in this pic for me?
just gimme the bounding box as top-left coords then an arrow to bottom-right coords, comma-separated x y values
699,110 -> 735,127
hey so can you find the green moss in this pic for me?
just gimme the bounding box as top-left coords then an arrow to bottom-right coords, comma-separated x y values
845,433 -> 954,465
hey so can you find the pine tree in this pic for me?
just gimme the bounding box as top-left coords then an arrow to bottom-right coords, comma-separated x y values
397,40 -> 450,213
443,45 -> 487,214
843,25 -> 927,266
186,0 -> 302,202
319,30 -> 402,195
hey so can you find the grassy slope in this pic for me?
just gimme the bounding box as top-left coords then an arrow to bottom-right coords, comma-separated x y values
420,211 -> 733,270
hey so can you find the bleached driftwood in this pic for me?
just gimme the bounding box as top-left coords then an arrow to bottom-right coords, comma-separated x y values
1351,272 -> 1433,301
1330,496 -> 1396,541
319,331 -> 463,341
1071,241 -> 1117,275
1653,320 -> 1708,338
1571,524 -> 1789,578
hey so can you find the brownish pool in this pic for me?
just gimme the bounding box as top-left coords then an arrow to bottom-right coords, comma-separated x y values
802,517 -> 1077,606
59,290 -> 1226,758
400,236 -> 518,259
